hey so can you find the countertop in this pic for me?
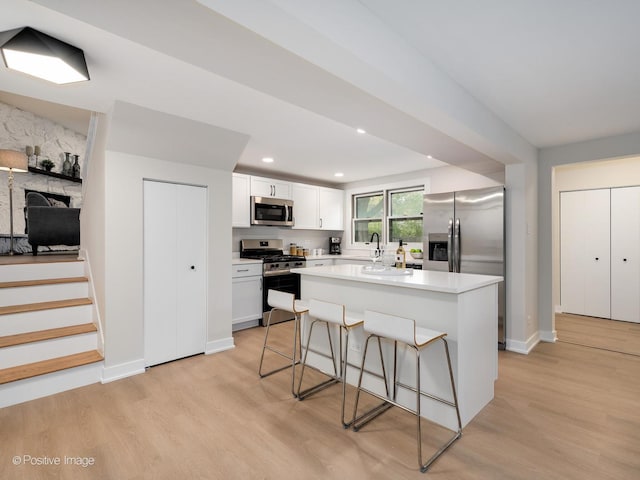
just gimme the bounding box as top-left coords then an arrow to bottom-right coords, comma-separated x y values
292,263 -> 502,294
232,258 -> 263,265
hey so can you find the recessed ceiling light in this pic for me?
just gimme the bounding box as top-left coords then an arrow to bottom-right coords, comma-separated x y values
334,172 -> 344,177
427,155 -> 433,159
261,157 -> 274,163
356,128 -> 366,134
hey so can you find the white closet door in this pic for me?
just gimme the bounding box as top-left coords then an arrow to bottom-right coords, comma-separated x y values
583,189 -> 611,318
611,187 -> 640,323
560,189 -> 610,317
175,184 -> 207,357
144,181 -> 207,366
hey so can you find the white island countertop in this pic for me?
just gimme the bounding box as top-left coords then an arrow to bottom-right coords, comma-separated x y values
292,263 -> 502,294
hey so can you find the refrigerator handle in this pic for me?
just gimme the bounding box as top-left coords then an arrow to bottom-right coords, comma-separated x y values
454,218 -> 461,273
447,218 -> 454,272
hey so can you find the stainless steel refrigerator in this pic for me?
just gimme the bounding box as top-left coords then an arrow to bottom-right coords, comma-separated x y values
423,186 -> 506,349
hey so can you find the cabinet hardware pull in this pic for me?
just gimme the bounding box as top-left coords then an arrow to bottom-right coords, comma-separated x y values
237,269 -> 249,272
190,265 -> 195,270
623,258 -> 628,262
595,257 -> 599,261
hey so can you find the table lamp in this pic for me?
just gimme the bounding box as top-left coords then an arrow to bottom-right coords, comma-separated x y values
0,149 -> 28,255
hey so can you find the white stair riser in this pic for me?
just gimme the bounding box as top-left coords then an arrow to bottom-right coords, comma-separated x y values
0,361 -> 102,408
0,332 -> 98,369
0,261 -> 84,282
0,305 -> 93,336
0,282 -> 88,307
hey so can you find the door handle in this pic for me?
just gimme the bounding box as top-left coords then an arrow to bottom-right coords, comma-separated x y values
454,218 -> 461,273
447,218 -> 454,272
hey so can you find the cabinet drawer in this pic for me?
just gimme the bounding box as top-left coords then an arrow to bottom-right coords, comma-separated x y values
232,263 -> 263,278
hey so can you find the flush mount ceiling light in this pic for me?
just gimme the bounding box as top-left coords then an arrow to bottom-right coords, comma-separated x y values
0,27 -> 90,84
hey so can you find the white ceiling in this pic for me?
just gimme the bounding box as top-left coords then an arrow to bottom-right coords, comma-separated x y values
1,0 -> 639,185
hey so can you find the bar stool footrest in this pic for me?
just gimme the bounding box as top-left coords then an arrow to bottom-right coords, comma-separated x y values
297,377 -> 340,400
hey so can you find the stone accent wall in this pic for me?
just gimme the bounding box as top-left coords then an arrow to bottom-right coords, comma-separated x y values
0,101 -> 86,235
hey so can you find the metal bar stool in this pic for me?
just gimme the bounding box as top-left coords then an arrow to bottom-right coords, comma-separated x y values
258,289 -> 309,397
297,299 -> 373,428
352,310 -> 462,473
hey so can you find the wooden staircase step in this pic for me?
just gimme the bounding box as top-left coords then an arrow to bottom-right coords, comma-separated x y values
0,298 -> 93,316
0,277 -> 88,289
0,323 -> 97,348
0,350 -> 103,385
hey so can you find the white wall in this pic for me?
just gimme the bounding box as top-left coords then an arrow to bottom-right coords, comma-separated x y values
101,151 -> 233,380
538,132 -> 640,339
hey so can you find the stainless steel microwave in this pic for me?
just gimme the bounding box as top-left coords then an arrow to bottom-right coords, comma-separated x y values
251,196 -> 294,226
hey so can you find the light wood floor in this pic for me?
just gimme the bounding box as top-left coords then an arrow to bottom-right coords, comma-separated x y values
556,313 -> 640,356
1,322 -> 639,480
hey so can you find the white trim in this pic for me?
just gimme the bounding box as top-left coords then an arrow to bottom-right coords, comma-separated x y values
79,249 -> 105,355
101,359 -> 146,383
205,337 -> 235,355
506,331 -> 540,354
540,330 -> 558,343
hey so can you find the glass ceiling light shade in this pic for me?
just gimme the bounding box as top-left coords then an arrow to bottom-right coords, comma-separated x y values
0,27 -> 89,84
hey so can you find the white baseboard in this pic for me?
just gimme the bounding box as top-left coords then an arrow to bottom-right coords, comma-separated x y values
539,330 -> 558,343
205,337 -> 235,355
101,359 -> 145,383
506,331 -> 540,354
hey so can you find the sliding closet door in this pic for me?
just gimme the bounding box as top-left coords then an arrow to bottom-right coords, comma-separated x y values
560,189 -> 610,318
144,180 -> 207,366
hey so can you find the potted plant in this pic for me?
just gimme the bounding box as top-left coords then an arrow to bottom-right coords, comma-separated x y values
40,159 -> 55,172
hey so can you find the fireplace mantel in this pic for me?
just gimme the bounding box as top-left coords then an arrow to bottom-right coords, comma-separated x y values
28,167 -> 82,183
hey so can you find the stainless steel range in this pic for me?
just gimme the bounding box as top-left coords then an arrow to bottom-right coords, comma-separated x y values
240,239 -> 306,325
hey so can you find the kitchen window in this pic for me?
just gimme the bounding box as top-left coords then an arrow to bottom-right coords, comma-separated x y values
388,188 -> 423,243
352,186 -> 423,244
353,192 -> 383,243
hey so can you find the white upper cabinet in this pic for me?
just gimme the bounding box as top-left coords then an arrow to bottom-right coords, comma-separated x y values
232,173 -> 251,228
611,186 -> 640,323
292,183 -> 319,229
250,175 -> 292,199
318,187 -> 344,230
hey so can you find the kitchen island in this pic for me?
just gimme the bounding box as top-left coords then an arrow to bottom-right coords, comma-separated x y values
291,263 -> 503,430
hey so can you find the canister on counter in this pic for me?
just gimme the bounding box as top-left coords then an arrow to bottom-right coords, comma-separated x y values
289,243 -> 297,255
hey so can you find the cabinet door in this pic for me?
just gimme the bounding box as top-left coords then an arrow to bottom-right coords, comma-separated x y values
318,187 -> 344,230
560,189 -> 610,317
611,187 -> 640,323
250,176 -> 291,199
232,173 -> 250,227
292,183 -> 319,229
232,276 -> 263,324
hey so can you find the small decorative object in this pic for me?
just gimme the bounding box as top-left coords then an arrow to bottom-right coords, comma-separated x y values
62,152 -> 72,176
40,159 -> 55,172
72,154 -> 81,178
25,145 -> 34,166
34,145 -> 40,167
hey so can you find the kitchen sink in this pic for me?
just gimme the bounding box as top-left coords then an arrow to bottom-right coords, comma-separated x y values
361,265 -> 413,276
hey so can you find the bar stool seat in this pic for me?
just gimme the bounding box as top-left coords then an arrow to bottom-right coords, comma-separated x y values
258,289 -> 308,397
352,310 -> 462,473
296,299 -> 373,427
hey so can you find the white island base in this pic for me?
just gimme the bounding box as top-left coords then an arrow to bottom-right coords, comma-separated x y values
291,264 -> 502,431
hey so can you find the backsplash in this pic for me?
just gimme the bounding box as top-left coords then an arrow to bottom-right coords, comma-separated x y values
232,226 -> 344,254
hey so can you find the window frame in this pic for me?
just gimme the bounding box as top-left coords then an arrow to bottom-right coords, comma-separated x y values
350,184 -> 425,248
387,187 -> 424,244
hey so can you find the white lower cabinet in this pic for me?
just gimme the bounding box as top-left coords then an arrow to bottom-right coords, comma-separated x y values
232,263 -> 263,330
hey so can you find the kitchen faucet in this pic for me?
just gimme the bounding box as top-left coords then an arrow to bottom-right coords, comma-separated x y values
370,232 -> 381,256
